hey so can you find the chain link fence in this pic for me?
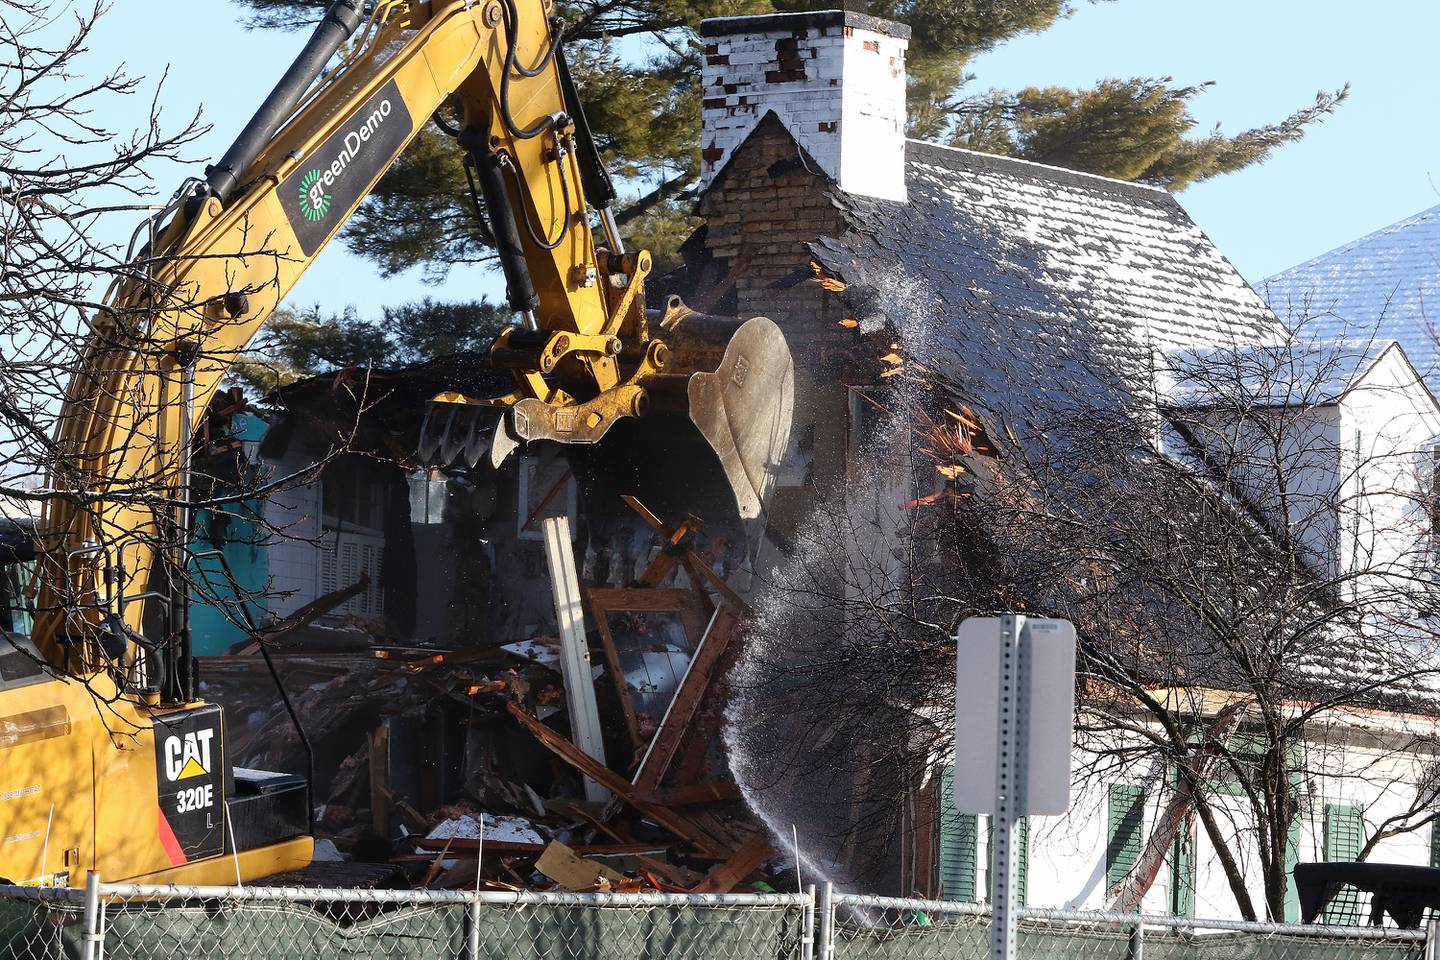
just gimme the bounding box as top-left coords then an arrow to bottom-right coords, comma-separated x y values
0,880 -> 1429,960
826,895 -> 1429,960
0,881 -> 811,960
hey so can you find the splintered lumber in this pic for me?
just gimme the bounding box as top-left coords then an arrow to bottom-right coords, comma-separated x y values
621,494 -> 751,616
620,494 -> 669,535
631,607 -> 743,796
586,586 -> 706,750
229,574 -> 370,654
520,469 -> 574,534
691,835 -> 775,893
546,799 -> 702,889
535,841 -> 629,890
419,839 -> 454,887
638,516 -> 703,587
411,838 -> 665,857
506,703 -> 726,857
398,648 -> 504,673
681,555 -> 753,618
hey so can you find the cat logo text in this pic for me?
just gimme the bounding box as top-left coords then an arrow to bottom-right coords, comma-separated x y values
163,729 -> 214,782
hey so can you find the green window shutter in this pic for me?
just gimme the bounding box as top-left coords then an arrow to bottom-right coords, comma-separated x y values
937,766 -> 978,901
1170,821 -> 1195,918
1107,784 -> 1145,893
1324,803 -> 1363,860
1323,803 -> 1364,923
981,815 -> 1028,906
1016,816 -> 1030,908
1431,822 -> 1440,868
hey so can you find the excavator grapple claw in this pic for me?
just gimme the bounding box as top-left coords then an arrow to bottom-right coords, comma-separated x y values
644,315 -> 794,521
416,312 -> 793,527
417,400 -> 513,470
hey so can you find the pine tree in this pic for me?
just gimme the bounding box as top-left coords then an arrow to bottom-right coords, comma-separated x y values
232,0 -> 1345,346
233,298 -> 509,393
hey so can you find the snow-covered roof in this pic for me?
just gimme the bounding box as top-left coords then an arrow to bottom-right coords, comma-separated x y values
800,140 -> 1440,714
809,140 -> 1287,435
1262,204 -> 1440,390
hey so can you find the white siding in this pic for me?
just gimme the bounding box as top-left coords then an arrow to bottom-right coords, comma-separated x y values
259,442 -> 321,621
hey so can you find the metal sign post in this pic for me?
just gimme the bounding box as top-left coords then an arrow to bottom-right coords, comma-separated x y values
990,614 -> 1021,960
953,613 -> 1076,960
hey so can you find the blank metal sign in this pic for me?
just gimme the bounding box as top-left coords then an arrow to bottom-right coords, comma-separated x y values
953,615 -> 1076,816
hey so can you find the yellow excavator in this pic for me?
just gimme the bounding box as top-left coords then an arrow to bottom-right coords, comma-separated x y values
0,0 -> 792,886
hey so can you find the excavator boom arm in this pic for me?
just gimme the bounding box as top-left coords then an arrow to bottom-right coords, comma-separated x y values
35,0 -> 622,671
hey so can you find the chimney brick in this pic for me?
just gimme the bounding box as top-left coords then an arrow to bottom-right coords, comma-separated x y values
698,10 -> 910,203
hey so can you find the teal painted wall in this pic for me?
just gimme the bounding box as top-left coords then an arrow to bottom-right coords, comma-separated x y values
189,413 -> 269,655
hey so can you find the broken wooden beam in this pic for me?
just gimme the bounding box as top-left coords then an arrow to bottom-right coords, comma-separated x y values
691,835 -> 775,893
506,702 -> 727,858
631,606 -> 744,796
586,586 -> 706,751
520,468 -> 574,535
228,574 -> 370,654
546,799 -> 703,889
681,553 -> 753,618
621,493 -> 751,617
638,516 -> 704,588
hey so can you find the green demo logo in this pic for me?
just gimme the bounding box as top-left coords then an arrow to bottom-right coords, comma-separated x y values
297,169 -> 331,222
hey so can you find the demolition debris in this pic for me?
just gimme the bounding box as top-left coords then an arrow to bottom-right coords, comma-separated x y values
206,496 -> 777,895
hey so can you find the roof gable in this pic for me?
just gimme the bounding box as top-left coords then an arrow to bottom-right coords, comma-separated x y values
1262,204 -> 1440,390
1161,339 -> 1412,408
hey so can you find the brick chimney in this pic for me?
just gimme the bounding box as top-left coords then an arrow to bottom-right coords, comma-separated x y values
699,10 -> 910,203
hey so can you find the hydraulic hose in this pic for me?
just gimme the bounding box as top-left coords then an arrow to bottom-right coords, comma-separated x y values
555,47 -> 617,211
204,0 -> 364,203
499,146 -> 570,251
497,0 -> 564,140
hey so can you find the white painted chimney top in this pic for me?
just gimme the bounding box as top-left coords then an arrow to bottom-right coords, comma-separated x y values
699,10 -> 910,203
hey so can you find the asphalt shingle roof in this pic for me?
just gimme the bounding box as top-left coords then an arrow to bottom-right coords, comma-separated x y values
810,140 -> 1286,435
805,139 -> 1440,711
1262,204 -> 1440,390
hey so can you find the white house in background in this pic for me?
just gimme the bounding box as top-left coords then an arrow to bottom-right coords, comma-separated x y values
1164,340 -> 1440,593
1262,205 -> 1440,391
686,8 -> 1440,919
931,338 -> 1440,921
940,702 -> 1440,920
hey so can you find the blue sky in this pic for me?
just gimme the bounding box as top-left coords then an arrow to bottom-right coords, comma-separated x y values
967,1 -> 1440,281
85,0 -> 1439,314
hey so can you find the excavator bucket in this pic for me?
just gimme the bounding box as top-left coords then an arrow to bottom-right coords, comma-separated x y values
418,308 -> 794,529
647,313 -> 794,522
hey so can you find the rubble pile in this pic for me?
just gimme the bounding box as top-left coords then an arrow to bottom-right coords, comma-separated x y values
205,517 -> 779,895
